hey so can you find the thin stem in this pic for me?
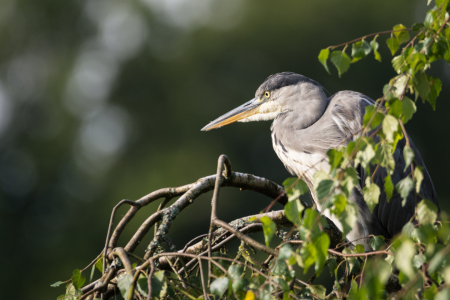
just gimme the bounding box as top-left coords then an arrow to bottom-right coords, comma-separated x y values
328,28 -> 412,49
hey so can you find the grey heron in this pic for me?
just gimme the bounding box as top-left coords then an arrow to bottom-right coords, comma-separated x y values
202,72 -> 439,249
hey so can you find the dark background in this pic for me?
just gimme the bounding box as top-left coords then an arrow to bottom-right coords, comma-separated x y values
0,0 -> 448,299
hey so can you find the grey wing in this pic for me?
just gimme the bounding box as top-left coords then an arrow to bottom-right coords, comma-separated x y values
329,91 -> 439,238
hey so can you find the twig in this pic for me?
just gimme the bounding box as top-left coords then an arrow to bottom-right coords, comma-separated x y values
328,28 -> 412,49
198,258 -> 209,300
147,259 -> 155,300
103,200 -> 140,275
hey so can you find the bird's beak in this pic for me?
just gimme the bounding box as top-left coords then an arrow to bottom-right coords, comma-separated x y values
201,97 -> 262,131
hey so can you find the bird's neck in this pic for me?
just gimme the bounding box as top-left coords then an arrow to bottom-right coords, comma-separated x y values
275,97 -> 329,130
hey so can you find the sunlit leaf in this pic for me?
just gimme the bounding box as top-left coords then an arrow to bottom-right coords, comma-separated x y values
424,11 -> 434,29
351,40 -> 372,62
330,50 -> 351,77
392,55 -> 405,74
393,24 -> 410,44
417,199 -> 438,225
403,146 -> 414,171
260,216 -> 276,246
370,236 -> 386,251
371,38 -> 382,62
395,239 -> 416,279
117,274 -> 133,300
384,174 -> 394,201
51,281 -> 64,287
402,96 -> 416,123
284,199 -> 304,226
71,269 -> 86,291
387,37 -> 400,55
363,178 -> 381,213
355,143 -> 375,169
396,176 -> 414,201
314,171 -> 334,200
210,277 -> 230,297
313,232 -> 330,275
340,167 -> 359,196
318,48 -> 330,74
283,178 -> 309,201
376,143 -> 395,171
414,166 -> 424,193
382,114 -> 399,143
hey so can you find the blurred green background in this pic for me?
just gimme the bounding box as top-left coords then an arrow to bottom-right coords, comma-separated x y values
1,0 -> 449,298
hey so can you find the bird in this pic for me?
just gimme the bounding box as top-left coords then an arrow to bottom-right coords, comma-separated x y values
201,72 -> 439,249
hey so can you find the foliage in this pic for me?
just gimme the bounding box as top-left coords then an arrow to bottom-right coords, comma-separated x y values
53,1 -> 450,299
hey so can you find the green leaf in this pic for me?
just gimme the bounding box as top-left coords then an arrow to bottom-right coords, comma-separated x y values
417,199 -> 438,225
260,216 -> 276,246
117,274 -> 133,300
327,148 -> 343,169
392,55 -> 405,74
370,39 -> 382,62
303,208 -> 319,230
330,50 -> 351,77
283,177 -> 309,201
51,281 -> 64,287
410,52 -> 427,73
228,264 -> 243,281
314,171 -> 334,200
414,166 -> 424,193
307,285 -> 327,300
351,40 -> 372,62
301,243 -> 317,274
376,143 -> 395,171
363,178 -> 381,213
150,270 -> 167,298
387,99 -> 403,119
331,193 -> 347,215
414,72 -> 430,101
95,256 -> 103,273
393,74 -> 409,97
318,48 -> 330,74
387,37 -> 400,55
382,115 -> 399,143
232,278 -> 248,293
363,259 -> 391,299
210,277 -> 229,297
326,258 -> 338,276
313,232 -> 330,275
412,23 -> 424,31
90,263 -> 96,283
384,174 -> 394,200
424,11 -> 434,29
393,24 -> 410,44
340,167 -> 359,197
370,236 -> 386,251
278,244 -> 293,261
355,143 -> 375,169
339,202 -> 358,237
402,96 -> 416,124
395,239 -> 416,279
428,76 -> 442,110
284,199 -> 304,226
71,269 -> 86,291
396,176 -> 414,201
403,146 -> 415,171
271,259 -> 288,276
355,244 -> 365,254
363,105 -> 385,129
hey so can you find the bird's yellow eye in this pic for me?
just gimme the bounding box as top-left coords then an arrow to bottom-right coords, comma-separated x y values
265,91 -> 271,98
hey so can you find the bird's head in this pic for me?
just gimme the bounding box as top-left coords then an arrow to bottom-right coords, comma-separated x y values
201,72 -> 328,131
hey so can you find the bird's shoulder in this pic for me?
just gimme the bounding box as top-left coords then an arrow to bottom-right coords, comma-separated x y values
325,91 -> 375,137
328,90 -> 375,111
